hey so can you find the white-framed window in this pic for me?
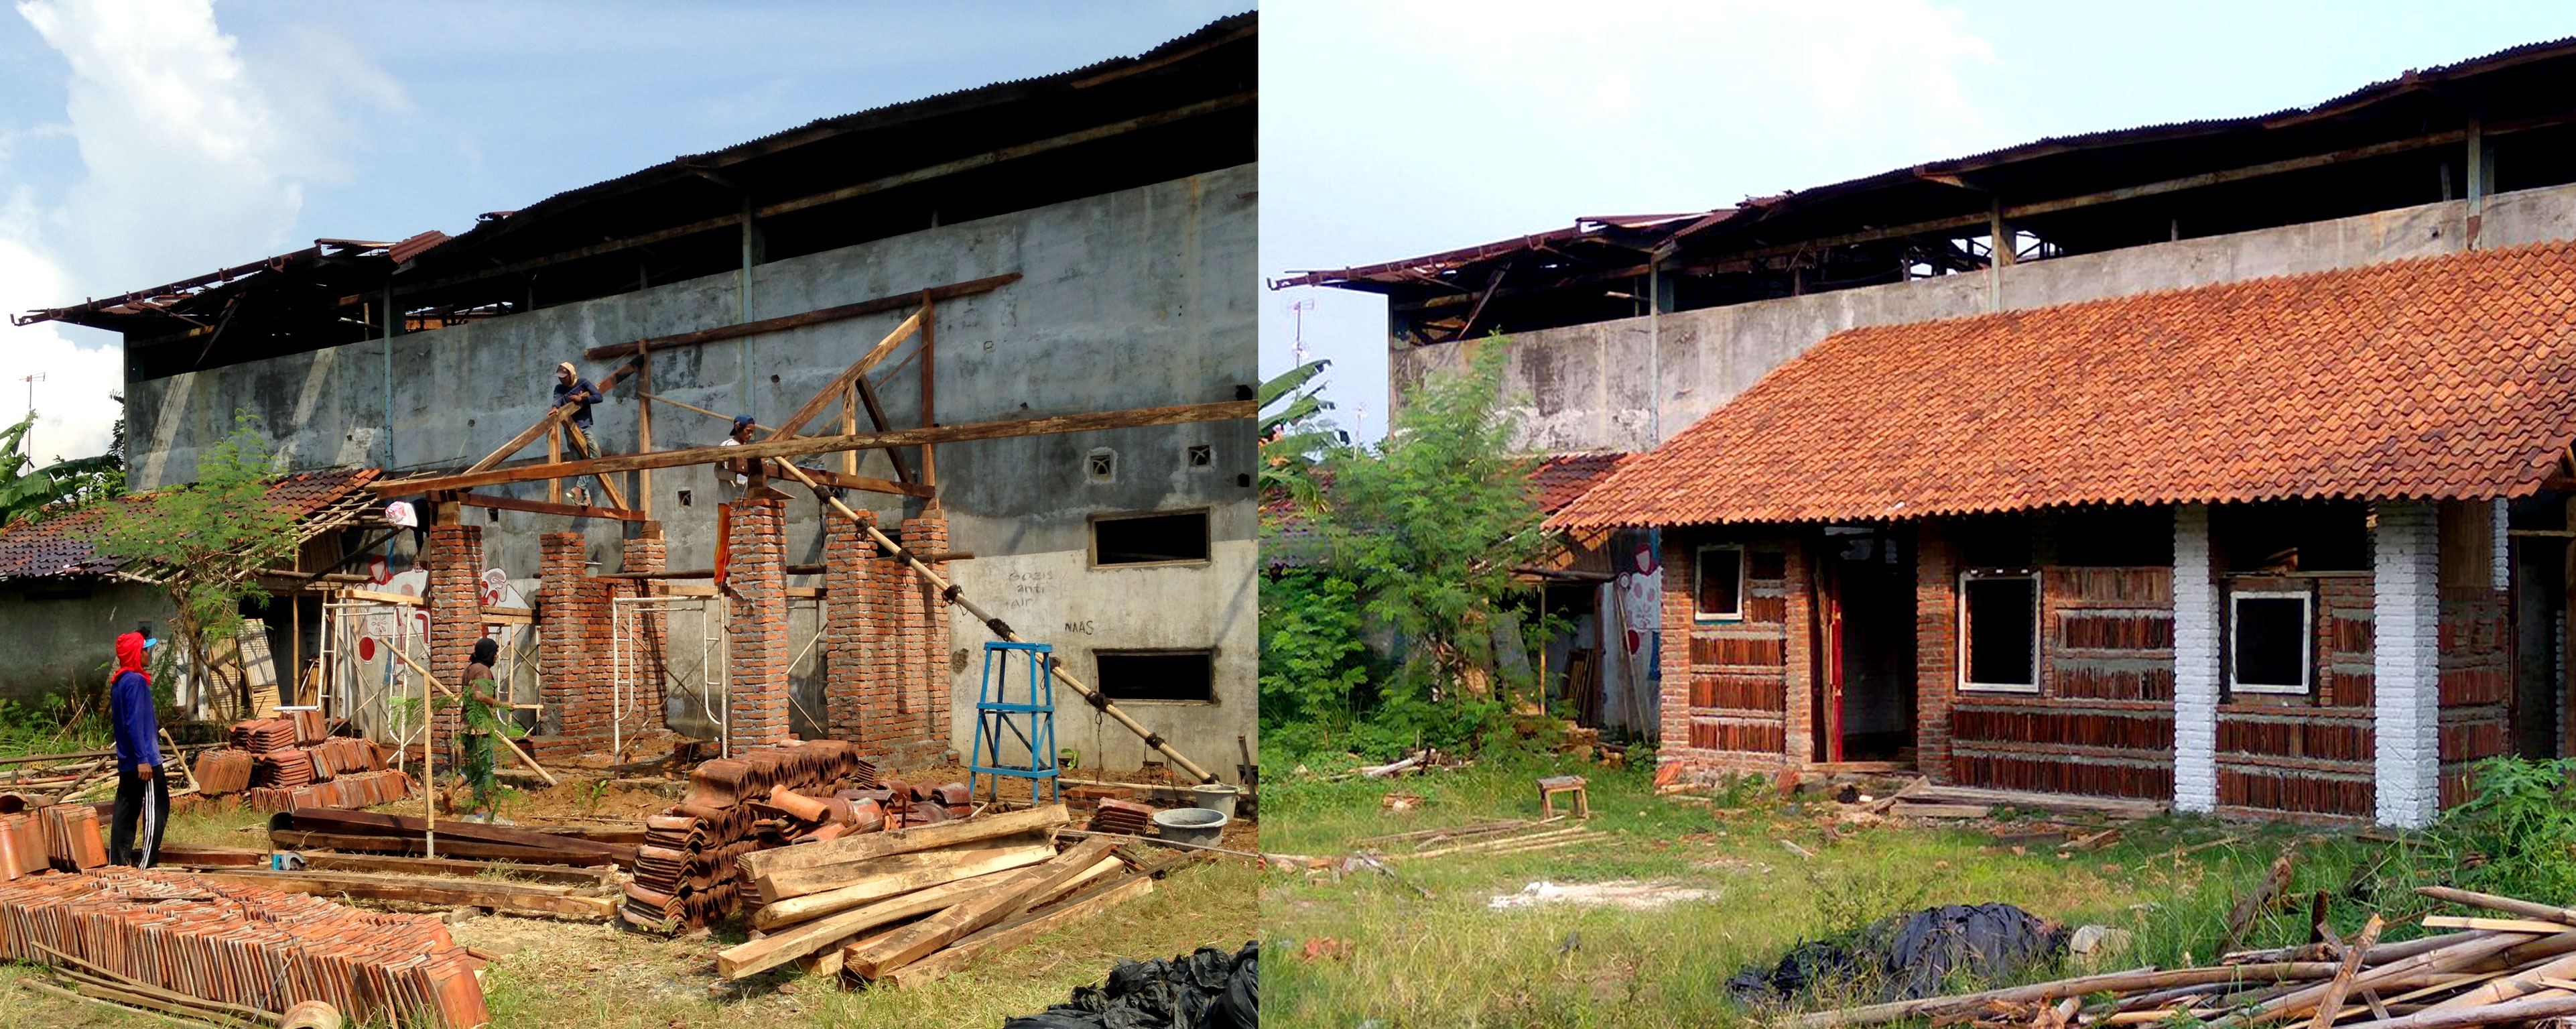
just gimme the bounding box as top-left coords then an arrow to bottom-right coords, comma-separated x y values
1959,569 -> 2040,693
2229,589 -> 2313,694
1694,545 -> 1745,621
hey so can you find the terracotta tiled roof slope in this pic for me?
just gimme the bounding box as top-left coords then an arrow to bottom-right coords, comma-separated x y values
1533,452 -> 1630,514
1552,241 -> 2576,530
0,468 -> 381,581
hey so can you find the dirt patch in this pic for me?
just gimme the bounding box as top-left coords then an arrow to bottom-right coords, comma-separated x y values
1488,880 -> 1717,911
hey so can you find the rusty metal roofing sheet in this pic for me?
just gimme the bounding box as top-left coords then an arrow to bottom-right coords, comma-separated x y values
1550,241 -> 2576,529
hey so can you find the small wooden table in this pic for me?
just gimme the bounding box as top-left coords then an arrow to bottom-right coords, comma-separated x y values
1538,775 -> 1590,819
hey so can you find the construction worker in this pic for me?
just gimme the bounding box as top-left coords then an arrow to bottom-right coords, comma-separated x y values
107,626 -> 166,868
552,361 -> 606,459
456,637 -> 511,819
716,414 -> 764,489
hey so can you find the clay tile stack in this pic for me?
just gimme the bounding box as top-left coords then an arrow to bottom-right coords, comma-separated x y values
0,868 -> 488,1028
229,717 -> 297,753
253,749 -> 316,790
623,741 -> 875,932
38,804 -> 106,871
290,709 -> 329,745
1088,798 -> 1155,837
193,749 -> 255,795
251,769 -> 411,813
0,812 -> 44,878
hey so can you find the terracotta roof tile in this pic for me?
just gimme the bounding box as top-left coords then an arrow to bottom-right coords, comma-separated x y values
1551,241 -> 2576,529
1531,452 -> 1630,514
0,468 -> 381,581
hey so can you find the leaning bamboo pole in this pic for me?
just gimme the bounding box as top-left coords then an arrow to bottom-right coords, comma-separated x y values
768,461 -> 1218,782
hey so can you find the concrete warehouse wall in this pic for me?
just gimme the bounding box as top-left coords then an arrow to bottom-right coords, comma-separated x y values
0,582 -> 170,705
123,163 -> 1259,780
1394,180 -> 2576,455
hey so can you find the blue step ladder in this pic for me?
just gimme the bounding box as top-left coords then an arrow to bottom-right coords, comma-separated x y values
970,641 -> 1060,804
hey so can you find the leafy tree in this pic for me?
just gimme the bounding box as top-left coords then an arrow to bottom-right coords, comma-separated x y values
0,408 -> 123,528
84,411 -> 298,714
1323,343 -> 1551,705
1259,358 -> 1342,511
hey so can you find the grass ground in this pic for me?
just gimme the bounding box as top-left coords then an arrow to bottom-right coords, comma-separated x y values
1261,750 -> 2434,1029
0,780 -> 1259,1028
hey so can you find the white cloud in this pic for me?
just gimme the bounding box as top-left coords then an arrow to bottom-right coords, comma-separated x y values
0,0 -> 394,463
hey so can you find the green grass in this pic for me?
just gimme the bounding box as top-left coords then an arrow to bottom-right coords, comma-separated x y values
1261,752 -> 2418,1029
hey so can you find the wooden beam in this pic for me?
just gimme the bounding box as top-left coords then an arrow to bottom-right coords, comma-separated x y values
757,837 -> 1053,905
876,871 -> 1155,987
295,850 -> 613,886
763,308 -> 923,442
190,869 -> 615,919
842,837 -> 1120,979
582,275 -> 1019,361
793,467 -> 933,498
464,359 -> 641,475
645,389 -> 924,489
716,865 -> 1027,979
450,491 -> 650,522
371,401 -> 1252,495
268,829 -> 616,865
740,804 -> 1068,880
338,588 -> 423,607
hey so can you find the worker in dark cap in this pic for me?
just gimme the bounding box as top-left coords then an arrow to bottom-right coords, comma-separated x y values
552,361 -> 606,459
107,625 -> 166,867
717,414 -> 765,489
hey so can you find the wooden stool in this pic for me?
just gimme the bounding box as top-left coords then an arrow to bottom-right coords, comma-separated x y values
1538,775 -> 1590,819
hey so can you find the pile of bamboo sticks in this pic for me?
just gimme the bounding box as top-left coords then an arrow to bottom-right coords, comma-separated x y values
1781,887 -> 2576,1029
1357,818 -> 1608,863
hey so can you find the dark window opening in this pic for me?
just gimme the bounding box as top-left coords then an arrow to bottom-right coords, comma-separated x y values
1097,650 -> 1214,702
2053,506 -> 2176,566
1093,511 -> 1210,565
1952,516 -> 2035,568
2213,501 -> 2368,572
1961,572 -> 2038,690
1695,546 -> 1743,619
2230,591 -> 2311,693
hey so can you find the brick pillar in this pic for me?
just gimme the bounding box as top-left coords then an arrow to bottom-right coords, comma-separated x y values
822,511 -> 879,742
891,516 -> 953,760
2171,505 -> 2221,813
1781,535 -> 1813,768
537,532 -> 599,759
725,499 -> 789,753
620,529 -> 669,735
1914,522 -> 1958,784
424,524 -> 485,766
1657,532 -> 1695,764
2374,499 -> 2442,828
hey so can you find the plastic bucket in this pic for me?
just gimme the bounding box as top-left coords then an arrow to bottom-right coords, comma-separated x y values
1151,806 -> 1230,847
1188,783 -> 1240,819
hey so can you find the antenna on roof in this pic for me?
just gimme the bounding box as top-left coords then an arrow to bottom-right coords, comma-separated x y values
20,372 -> 43,422
1285,298 -> 1315,363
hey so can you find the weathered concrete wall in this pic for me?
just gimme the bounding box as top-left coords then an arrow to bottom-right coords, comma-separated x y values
0,581 -> 170,704
1397,181 -> 2576,454
123,163 -> 1258,778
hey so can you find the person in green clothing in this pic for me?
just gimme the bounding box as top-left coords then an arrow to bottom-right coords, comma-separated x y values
457,636 -> 517,818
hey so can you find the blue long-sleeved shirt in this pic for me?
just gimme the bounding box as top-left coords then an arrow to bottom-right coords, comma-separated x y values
110,669 -> 159,769
553,377 -> 600,429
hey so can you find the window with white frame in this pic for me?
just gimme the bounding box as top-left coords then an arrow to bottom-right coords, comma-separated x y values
1959,570 -> 2040,692
2229,589 -> 2312,694
1694,545 -> 1745,620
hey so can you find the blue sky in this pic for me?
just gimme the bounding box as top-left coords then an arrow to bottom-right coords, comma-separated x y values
0,0 -> 1245,462
1260,0 -> 2576,441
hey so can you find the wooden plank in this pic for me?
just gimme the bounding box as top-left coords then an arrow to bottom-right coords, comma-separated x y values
370,402 -> 1253,495
2420,916 -> 2573,934
297,850 -> 613,886
762,309 -> 922,442
2311,915 -> 2384,1029
798,467 -> 933,499
286,808 -> 622,856
718,865 -> 1026,979
269,829 -> 617,865
842,837 -> 1120,979
877,872 -> 1156,988
452,491 -> 649,522
740,804 -> 1068,880
581,275 -> 1017,361
191,869 -> 615,919
464,359 -> 640,475
338,588 -> 422,607
754,836 -> 1052,910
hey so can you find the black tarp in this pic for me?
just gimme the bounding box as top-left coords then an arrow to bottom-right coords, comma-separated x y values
1729,902 -> 2065,1004
1003,941 -> 1257,1029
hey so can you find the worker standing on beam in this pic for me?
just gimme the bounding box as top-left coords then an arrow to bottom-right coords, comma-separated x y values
107,627 -> 166,868
553,361 -> 607,459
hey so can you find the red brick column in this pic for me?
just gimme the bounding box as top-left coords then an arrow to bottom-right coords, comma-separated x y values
724,499 -> 790,753
1781,534 -> 1813,768
822,511 -> 879,743
1914,522 -> 1959,784
618,528 -> 669,735
423,523 -> 485,766
893,516 -> 954,762
537,532 -> 602,759
1657,532 -> 1696,767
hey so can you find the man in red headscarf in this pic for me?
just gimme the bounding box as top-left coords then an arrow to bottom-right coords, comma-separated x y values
108,627 -> 166,867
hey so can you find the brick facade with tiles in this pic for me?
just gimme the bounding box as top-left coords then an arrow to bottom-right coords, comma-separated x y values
535,532 -> 606,760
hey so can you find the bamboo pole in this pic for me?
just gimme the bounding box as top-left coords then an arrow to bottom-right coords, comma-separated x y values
387,644 -> 559,786
768,459 -> 1219,783
2311,916 -> 2386,1029
2419,887 -> 2576,926
1779,963 -> 2342,1029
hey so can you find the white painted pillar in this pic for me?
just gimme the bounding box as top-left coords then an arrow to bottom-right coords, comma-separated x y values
2172,505 -> 2220,813
2373,500 -> 2443,828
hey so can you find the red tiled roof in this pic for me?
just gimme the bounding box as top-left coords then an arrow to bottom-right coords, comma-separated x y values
0,469 -> 381,581
1532,452 -> 1630,514
1551,241 -> 2576,530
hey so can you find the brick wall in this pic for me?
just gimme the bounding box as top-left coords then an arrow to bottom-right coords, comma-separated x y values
616,529 -> 669,736
2374,499 -> 2442,828
423,523 -> 483,766
877,516 -> 954,767
1915,523 -> 1957,783
822,511 -> 879,743
535,532 -> 605,760
2437,499 -> 2512,808
1655,530 -> 1799,780
724,499 -> 791,753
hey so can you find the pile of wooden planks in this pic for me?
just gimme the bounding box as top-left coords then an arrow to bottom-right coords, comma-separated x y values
1781,887 -> 2576,1029
716,803 -> 1181,987
624,739 -> 877,931
1362,819 -> 1608,862
271,806 -> 635,867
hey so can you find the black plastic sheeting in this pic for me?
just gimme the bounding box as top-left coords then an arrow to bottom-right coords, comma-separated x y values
1730,903 -> 2066,1004
1003,941 -> 1257,1029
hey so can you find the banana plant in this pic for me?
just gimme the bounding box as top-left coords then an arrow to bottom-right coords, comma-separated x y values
1259,358 -> 1342,511
0,410 -> 121,528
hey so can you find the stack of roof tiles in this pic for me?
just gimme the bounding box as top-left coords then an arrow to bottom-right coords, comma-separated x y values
291,709 -> 329,745
1552,241 -> 2576,530
622,740 -> 871,931
307,737 -> 385,780
192,749 -> 255,795
253,749 -> 315,790
1087,798 -> 1155,837
0,811 -> 53,878
0,867 -> 487,1028
229,717 -> 298,753
36,805 -> 106,871
250,770 -> 413,814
